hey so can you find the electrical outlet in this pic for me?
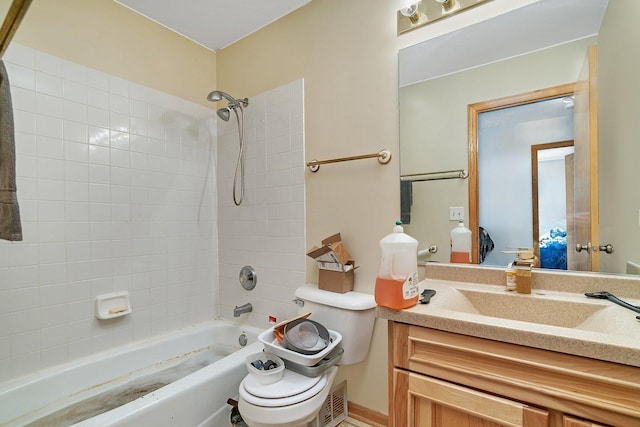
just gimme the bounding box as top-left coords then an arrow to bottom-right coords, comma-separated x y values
449,207 -> 464,221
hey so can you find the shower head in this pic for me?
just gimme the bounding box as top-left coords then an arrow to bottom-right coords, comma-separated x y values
207,90 -> 238,106
217,107 -> 231,121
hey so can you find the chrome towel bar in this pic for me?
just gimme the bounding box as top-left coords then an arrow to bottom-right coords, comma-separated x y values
401,169 -> 468,182
306,149 -> 392,172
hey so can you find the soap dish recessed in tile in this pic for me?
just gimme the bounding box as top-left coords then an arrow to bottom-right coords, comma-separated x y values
95,291 -> 131,319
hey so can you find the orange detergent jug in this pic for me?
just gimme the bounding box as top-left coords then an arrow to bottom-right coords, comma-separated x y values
375,221 -> 419,309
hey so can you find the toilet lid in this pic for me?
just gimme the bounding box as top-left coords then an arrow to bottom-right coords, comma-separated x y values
240,369 -> 328,407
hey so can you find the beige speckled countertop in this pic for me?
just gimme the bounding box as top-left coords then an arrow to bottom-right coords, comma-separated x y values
376,264 -> 640,368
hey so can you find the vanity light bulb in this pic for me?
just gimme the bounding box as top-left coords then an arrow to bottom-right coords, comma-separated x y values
400,3 -> 418,16
437,0 -> 460,13
400,1 -> 421,23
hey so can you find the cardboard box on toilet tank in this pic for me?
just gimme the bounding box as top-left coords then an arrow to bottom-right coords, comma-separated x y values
306,233 -> 357,293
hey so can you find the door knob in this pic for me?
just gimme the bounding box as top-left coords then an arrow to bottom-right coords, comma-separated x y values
575,243 -> 591,252
592,244 -> 614,254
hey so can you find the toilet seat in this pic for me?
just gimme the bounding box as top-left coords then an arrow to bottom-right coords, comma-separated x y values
240,369 -> 329,407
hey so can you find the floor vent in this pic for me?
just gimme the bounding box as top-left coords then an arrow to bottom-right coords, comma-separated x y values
312,380 -> 348,427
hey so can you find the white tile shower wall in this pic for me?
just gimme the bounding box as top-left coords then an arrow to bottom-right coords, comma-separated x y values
217,79 -> 305,328
0,44 -> 219,382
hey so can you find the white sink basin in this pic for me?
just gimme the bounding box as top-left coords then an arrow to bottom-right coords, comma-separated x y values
448,288 -> 604,328
427,285 -> 640,339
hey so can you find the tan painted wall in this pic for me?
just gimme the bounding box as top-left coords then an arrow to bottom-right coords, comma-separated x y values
4,0 -> 216,106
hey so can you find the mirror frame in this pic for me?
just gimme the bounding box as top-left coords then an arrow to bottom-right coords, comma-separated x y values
468,83 -> 576,264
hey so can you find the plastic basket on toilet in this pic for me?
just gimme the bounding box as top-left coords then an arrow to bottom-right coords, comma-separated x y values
245,352 -> 285,385
258,327 -> 342,366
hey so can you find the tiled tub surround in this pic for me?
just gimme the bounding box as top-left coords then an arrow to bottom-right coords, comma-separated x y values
0,44 -> 219,382
216,79 -> 305,329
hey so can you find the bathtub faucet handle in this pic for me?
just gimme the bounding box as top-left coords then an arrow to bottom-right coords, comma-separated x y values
292,298 -> 304,307
233,303 -> 252,317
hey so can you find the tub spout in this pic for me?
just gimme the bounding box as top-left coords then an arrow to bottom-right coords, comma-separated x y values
233,303 -> 252,317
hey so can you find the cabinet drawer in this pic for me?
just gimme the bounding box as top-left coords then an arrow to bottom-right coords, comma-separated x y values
397,369 -> 549,427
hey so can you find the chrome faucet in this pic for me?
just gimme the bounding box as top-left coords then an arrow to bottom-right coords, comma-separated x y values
233,303 -> 252,317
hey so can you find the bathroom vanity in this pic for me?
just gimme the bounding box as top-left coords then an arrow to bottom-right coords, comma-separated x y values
377,266 -> 640,427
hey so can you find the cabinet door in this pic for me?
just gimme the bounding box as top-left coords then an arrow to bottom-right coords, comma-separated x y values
395,370 -> 549,427
563,415 -> 609,427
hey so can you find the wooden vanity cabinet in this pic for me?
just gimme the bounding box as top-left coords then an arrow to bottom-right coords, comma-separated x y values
388,322 -> 640,427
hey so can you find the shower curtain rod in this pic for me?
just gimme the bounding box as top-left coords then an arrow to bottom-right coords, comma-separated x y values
306,149 -> 392,172
0,0 -> 32,59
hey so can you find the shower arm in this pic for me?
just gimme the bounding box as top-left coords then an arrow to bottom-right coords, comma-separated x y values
226,98 -> 249,110
220,95 -> 248,109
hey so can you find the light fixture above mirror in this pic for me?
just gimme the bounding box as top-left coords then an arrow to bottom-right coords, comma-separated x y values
397,0 -> 492,35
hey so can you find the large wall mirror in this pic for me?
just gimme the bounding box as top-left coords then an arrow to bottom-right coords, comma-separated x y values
399,0 -> 639,276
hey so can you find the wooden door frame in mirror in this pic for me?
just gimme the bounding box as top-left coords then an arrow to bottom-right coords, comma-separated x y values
467,83 -> 576,264
531,140 -> 574,264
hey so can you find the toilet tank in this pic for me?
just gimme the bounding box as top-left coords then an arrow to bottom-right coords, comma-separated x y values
294,284 -> 376,365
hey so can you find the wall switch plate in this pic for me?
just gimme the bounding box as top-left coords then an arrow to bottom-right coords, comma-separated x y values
449,207 -> 464,221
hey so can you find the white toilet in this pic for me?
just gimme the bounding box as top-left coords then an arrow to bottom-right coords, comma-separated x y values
238,284 -> 377,427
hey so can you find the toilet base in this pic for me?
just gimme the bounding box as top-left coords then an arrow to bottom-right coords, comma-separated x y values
238,366 -> 339,427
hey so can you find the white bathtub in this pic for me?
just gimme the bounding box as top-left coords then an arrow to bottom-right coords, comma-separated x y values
0,320 -> 264,427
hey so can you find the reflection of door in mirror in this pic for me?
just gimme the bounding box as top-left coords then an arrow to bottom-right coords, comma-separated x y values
469,84 -> 576,267
572,45 -> 599,272
531,142 -> 574,270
